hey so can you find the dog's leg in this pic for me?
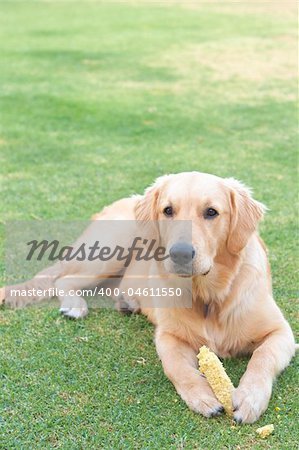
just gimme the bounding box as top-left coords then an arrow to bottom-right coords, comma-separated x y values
55,276 -> 92,319
155,331 -> 224,417
233,323 -> 295,424
0,263 -> 61,308
55,262 -> 127,319
1,197 -> 139,316
115,294 -> 140,315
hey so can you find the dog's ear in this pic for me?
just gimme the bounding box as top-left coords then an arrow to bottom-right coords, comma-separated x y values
135,175 -> 172,221
225,178 -> 267,254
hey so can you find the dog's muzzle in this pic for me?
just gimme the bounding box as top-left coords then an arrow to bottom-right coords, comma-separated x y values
169,242 -> 195,265
168,242 -> 195,276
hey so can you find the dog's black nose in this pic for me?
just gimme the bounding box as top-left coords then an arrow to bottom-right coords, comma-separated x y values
169,242 -> 195,265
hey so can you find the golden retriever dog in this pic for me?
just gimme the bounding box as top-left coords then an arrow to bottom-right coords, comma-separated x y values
1,172 -> 296,423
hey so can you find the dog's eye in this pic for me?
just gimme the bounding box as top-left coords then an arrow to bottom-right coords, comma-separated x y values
204,208 -> 219,219
163,206 -> 173,217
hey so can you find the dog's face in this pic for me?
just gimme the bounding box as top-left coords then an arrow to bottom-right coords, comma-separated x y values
135,172 -> 265,277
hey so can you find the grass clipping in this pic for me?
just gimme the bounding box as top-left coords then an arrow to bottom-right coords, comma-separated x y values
197,346 -> 234,416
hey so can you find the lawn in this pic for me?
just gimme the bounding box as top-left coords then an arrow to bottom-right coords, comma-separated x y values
0,1 -> 298,448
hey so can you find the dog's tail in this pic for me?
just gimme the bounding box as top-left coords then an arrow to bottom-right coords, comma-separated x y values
295,343 -> 299,351
0,263 -> 62,308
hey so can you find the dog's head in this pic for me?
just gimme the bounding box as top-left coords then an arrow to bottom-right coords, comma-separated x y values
135,172 -> 266,277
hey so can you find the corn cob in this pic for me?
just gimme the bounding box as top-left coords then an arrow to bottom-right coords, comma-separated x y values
197,346 -> 234,415
256,424 -> 274,438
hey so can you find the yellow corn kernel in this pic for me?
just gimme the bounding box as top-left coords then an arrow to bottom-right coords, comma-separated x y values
197,346 -> 234,416
256,424 -> 274,438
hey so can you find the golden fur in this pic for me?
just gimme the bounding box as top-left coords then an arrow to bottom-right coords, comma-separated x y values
1,172 -> 296,423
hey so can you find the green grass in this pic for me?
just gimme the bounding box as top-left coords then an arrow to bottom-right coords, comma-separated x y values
0,1 -> 298,448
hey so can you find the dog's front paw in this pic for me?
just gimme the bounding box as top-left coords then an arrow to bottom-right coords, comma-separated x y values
179,383 -> 224,418
233,381 -> 271,424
